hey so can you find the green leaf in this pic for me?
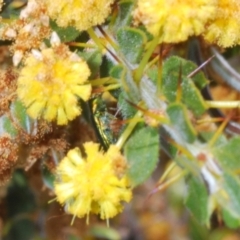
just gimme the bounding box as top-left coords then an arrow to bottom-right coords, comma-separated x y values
167,103 -> 197,143
222,208 -> 240,229
213,137 -> 240,171
78,50 -> 102,78
50,20 -> 80,42
116,27 -> 147,64
118,92 -> 137,119
163,56 -> 209,89
162,56 -> 208,116
181,76 -> 207,116
146,66 -> 158,84
1,115 -> 18,137
110,65 -> 140,102
0,100 -> 33,136
11,100 -> 30,131
41,166 -> 55,190
159,127 -> 178,158
124,126 -> 159,186
89,225 -> 121,240
222,173 -> 240,217
185,176 -> 209,224
9,100 -> 36,135
112,0 -> 134,31
189,217 -> 209,240
109,64 -> 124,79
100,56 -> 115,78
125,70 -> 141,101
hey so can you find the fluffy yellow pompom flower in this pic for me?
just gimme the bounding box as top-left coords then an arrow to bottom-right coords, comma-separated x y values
54,142 -> 132,223
203,0 -> 240,48
133,0 -> 217,43
43,0 -> 114,31
17,40 -> 91,125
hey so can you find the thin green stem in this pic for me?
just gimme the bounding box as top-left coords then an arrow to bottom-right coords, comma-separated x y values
48,198 -> 57,204
155,170 -> 188,193
208,115 -> 229,147
103,83 -> 121,91
169,140 -> 195,161
134,36 -> 159,84
196,117 -> 224,124
116,111 -> 143,149
90,77 -> 118,86
206,101 -> 240,109
158,162 -> 177,184
157,56 -> 163,96
68,42 -> 95,48
87,28 -> 105,51
97,26 -> 119,51
146,55 -> 159,69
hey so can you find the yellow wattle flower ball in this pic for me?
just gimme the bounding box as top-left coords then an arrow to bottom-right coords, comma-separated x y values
17,44 -> 91,125
203,0 -> 240,48
54,142 -> 132,223
133,0 -> 217,43
43,0 -> 114,31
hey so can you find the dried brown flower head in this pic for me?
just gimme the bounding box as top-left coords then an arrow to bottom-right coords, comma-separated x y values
0,0 -> 51,66
0,134 -> 18,184
0,69 -> 17,116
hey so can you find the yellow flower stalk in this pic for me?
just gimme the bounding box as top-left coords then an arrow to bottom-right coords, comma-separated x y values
17,34 -> 91,125
54,142 -> 132,223
133,0 -> 217,43
203,0 -> 240,48
43,0 -> 114,31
